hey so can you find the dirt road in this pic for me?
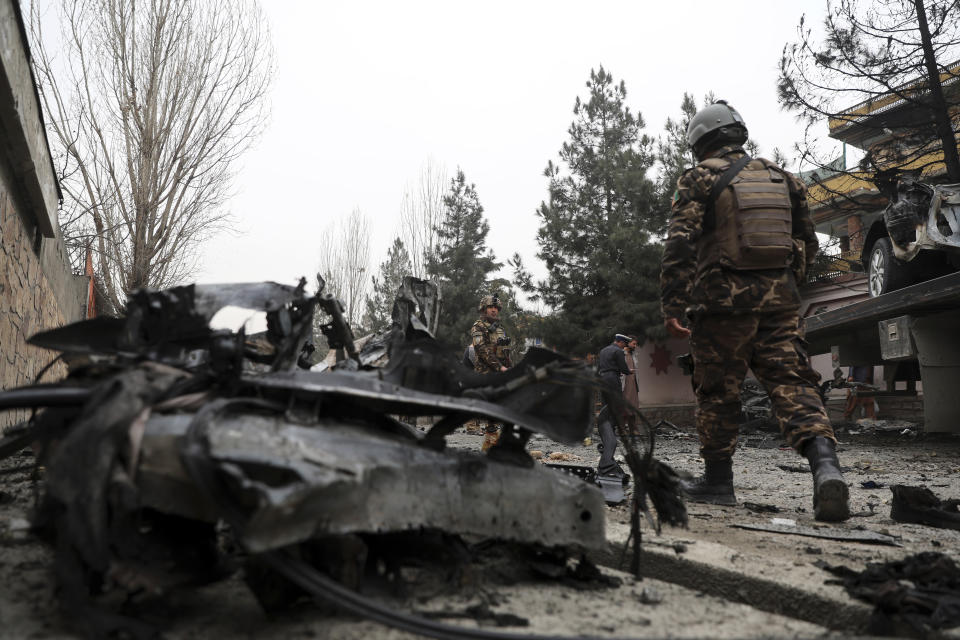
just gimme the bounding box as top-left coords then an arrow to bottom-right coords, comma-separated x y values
1,422 -> 957,639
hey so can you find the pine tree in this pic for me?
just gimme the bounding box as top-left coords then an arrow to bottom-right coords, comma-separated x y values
656,92 -> 699,213
517,67 -> 663,355
427,170 -> 502,345
363,237 -> 413,333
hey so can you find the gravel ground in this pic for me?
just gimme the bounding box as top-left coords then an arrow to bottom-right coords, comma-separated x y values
2,418 -> 958,639
461,420 -> 960,582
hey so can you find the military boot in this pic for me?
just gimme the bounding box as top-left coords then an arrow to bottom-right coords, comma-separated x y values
803,436 -> 850,522
681,459 -> 736,506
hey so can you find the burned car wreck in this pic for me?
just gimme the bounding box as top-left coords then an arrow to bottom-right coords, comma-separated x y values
865,179 -> 960,296
883,180 -> 960,264
0,277 -> 685,638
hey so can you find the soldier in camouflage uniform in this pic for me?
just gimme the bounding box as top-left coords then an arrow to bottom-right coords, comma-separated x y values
471,294 -> 512,451
660,101 -> 849,521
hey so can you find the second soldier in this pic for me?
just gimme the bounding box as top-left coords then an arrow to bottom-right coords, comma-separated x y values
471,294 -> 512,451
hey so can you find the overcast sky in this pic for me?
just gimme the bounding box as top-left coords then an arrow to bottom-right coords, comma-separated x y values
196,0 -> 833,301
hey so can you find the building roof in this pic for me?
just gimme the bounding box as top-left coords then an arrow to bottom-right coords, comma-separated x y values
827,60 -> 960,150
804,61 -> 960,219
806,171 -> 885,220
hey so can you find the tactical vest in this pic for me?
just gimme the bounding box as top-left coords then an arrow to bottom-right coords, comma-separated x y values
491,324 -> 511,364
697,157 -> 794,271
473,320 -> 511,367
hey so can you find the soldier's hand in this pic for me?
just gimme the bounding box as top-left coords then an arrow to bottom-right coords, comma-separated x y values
664,317 -> 691,339
499,366 -> 508,372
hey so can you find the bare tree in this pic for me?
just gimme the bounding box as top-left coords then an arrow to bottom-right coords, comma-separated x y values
29,0 -> 274,314
318,208 -> 371,330
399,158 -> 447,278
779,0 -> 960,183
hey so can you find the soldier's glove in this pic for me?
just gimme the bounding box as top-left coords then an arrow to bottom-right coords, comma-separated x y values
496,337 -> 512,346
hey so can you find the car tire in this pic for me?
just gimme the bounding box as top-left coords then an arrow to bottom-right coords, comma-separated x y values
867,237 -> 911,297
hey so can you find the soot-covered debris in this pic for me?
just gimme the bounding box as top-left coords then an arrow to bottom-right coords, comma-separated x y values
818,552 -> 960,637
0,276 -> 685,639
890,485 -> 960,531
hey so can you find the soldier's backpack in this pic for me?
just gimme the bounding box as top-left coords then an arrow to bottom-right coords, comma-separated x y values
699,155 -> 795,271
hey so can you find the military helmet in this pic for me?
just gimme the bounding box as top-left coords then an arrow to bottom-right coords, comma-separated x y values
479,294 -> 502,312
686,100 -> 748,158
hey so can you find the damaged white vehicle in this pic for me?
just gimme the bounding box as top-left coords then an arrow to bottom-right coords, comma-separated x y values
866,180 -> 960,297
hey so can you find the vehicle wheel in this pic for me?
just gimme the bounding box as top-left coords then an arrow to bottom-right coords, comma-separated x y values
867,237 -> 911,297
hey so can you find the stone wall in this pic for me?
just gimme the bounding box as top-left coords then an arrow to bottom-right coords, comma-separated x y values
0,0 -> 88,431
0,186 -> 74,429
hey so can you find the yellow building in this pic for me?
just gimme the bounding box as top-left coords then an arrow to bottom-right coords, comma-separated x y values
804,62 -> 960,297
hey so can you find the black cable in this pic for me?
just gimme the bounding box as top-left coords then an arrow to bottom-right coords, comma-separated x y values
0,386 -> 92,410
262,550 -> 616,640
33,354 -> 65,384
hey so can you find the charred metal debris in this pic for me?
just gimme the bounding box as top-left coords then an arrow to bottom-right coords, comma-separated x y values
0,276 -> 686,639
890,485 -> 960,531
819,552 -> 960,637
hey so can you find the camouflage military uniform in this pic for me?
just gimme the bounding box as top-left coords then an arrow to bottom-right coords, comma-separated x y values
660,144 -> 836,461
471,317 -> 511,374
471,316 -> 512,435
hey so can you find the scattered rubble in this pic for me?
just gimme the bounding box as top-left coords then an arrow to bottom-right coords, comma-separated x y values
818,552 -> 960,637
739,380 -> 776,432
848,419 -> 922,435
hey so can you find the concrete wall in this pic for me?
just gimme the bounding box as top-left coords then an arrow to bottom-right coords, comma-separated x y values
630,337 -> 698,427
0,0 -> 88,430
633,337 -> 697,406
